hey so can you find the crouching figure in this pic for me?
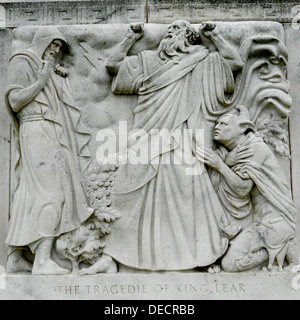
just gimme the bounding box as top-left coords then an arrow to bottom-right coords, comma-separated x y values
196,105 -> 300,272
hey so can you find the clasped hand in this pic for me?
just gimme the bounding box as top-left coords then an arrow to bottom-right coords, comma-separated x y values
225,146 -> 254,167
196,146 -> 223,171
196,145 -> 254,170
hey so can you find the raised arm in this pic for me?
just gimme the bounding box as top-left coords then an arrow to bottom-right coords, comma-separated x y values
8,61 -> 52,113
201,23 -> 244,72
106,23 -> 144,75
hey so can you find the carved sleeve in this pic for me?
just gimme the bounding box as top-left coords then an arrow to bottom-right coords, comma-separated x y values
111,55 -> 144,95
5,59 -> 37,112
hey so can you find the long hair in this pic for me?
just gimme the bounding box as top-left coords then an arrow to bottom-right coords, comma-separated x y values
158,20 -> 198,64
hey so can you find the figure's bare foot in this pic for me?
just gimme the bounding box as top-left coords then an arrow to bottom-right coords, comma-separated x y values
273,265 -> 284,272
78,254 -> 118,275
261,265 -> 280,272
32,258 -> 71,275
6,251 -> 32,273
207,264 -> 222,274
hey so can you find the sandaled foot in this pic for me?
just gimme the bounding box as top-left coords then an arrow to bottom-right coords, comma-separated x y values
78,255 -> 118,275
32,258 -> 71,275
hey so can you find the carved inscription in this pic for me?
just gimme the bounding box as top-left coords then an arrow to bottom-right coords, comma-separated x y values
55,282 -> 246,296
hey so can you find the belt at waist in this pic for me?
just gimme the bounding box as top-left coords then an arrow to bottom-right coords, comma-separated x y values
19,114 -> 45,124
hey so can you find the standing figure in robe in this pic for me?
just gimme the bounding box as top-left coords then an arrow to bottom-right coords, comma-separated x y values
83,20 -> 244,274
5,27 -> 94,275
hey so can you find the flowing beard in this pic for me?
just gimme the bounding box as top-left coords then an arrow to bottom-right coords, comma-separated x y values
158,33 -> 193,64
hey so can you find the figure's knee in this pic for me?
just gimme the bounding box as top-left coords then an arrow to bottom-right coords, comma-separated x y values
221,241 -> 247,272
221,252 -> 238,272
38,205 -> 61,236
222,248 -> 269,272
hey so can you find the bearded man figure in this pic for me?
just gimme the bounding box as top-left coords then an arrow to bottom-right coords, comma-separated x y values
81,21 -> 244,274
5,27 -> 93,275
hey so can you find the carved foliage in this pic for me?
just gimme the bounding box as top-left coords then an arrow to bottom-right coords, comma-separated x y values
256,112 -> 290,158
55,159 -> 120,271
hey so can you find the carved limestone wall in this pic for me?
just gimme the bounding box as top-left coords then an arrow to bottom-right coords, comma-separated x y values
1,0 -> 300,299
1,0 -> 300,27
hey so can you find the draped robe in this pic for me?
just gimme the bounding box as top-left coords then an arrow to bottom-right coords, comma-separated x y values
104,48 -> 235,270
5,39 -> 93,252
210,133 -> 297,264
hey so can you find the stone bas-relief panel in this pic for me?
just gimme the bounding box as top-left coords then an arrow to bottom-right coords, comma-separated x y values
2,20 -> 300,296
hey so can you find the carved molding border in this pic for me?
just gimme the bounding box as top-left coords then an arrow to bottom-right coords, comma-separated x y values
148,1 -> 300,23
0,1 -> 147,27
1,1 -> 300,27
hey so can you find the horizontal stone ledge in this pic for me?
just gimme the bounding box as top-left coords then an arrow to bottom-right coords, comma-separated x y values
148,0 -> 300,23
1,1 -> 300,27
0,272 -> 299,300
0,1 -> 147,27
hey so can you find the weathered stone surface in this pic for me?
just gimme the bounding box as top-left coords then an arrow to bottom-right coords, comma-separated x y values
0,272 -> 300,300
284,23 -> 300,248
0,5 -> 5,27
0,29 -> 12,267
3,21 -> 296,275
1,0 -> 300,26
1,0 -> 300,301
148,0 -> 300,23
0,0 -> 147,27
